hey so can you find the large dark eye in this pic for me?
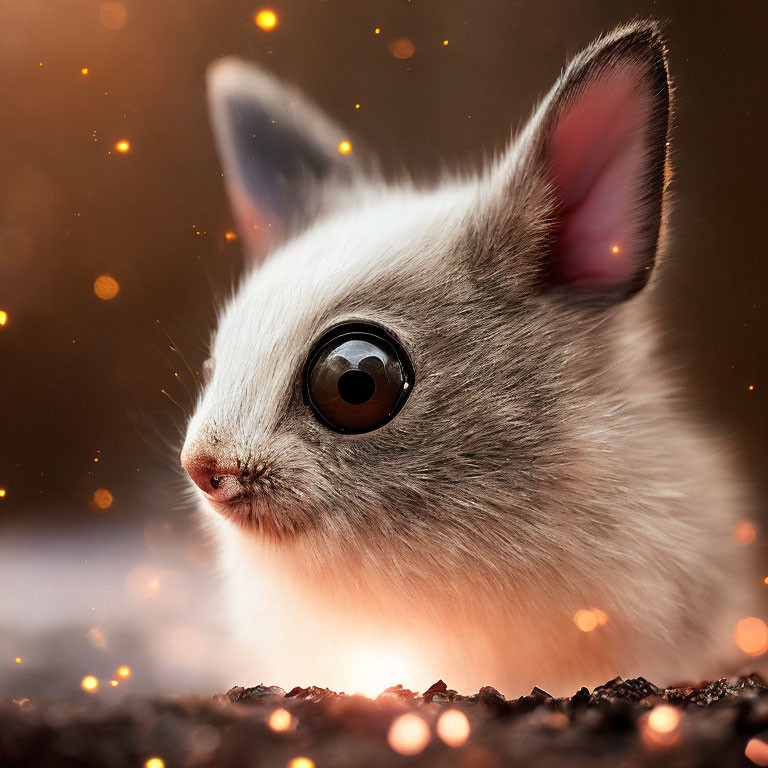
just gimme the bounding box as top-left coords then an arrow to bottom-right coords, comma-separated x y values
304,324 -> 414,433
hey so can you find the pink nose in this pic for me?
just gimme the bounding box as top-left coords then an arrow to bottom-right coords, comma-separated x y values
181,453 -> 244,502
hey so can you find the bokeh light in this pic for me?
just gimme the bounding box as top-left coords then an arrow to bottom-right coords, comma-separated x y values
99,2 -> 127,30
0,311 -> 7,325
573,608 -> 607,632
733,521 -> 758,545
255,10 -> 277,30
93,275 -> 120,300
80,67 -> 89,75
0,489 -> 6,498
387,713 -> 431,756
648,705 -> 680,734
734,617 -> 768,656
117,665 -> 131,679
80,675 -> 99,692
92,488 -> 114,509
268,708 -> 294,732
388,38 -> 415,59
14,657 -> 21,664
337,140 -> 352,155
287,759 -> 314,768
115,140 -> 131,153
436,709 -> 470,747
144,759 -> 165,768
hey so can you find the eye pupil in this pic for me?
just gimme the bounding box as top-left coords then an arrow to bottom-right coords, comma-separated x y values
337,369 -> 376,405
304,324 -> 414,433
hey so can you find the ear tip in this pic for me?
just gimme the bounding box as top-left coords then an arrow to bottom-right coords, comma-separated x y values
601,19 -> 668,69
206,57 -> 277,101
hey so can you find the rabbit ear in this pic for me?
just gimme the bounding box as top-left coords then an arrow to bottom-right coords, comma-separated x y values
494,21 -> 671,300
207,58 -> 367,261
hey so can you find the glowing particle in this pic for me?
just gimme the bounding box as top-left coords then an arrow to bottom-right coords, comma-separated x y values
734,617 -> 768,656
573,609 -> 600,632
374,27 -> 381,35
648,705 -> 680,735
387,713 -> 430,756
255,10 -> 277,30
749,385 -> 755,391
0,311 -> 7,325
14,657 -> 21,664
733,521 -> 757,545
93,275 -> 120,300
99,2 -> 127,30
110,679 -> 119,687
388,38 -> 415,59
81,675 -> 99,692
92,488 -> 114,510
443,39 -> 449,46
81,67 -> 89,75
224,231 -> 237,241
115,140 -> 130,153
355,103 -> 360,109
268,708 -> 293,731
117,665 -> 131,679
0,489 -> 6,498
611,244 -> 620,254
144,759 -> 165,768
763,576 -> 768,586
337,140 -> 352,155
287,759 -> 314,768
746,737 -> 768,766
436,709 -> 470,747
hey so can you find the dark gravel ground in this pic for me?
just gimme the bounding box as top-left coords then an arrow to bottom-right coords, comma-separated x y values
4,675 -> 768,768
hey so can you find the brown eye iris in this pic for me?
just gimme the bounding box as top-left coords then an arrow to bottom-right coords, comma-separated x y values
304,325 -> 413,433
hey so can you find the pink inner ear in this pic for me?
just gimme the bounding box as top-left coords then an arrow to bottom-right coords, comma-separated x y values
548,65 -> 651,288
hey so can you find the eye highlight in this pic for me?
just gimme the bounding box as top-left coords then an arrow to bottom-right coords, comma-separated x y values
304,324 -> 413,433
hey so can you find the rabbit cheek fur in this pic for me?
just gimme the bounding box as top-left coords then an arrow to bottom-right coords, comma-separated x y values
182,21 -> 758,696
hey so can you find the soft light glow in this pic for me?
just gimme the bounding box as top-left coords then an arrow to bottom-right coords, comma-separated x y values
255,10 -> 277,30
648,705 -> 680,734
746,737 -> 768,766
81,67 -> 89,75
346,644 -> 415,698
573,608 -> 607,632
388,38 -> 415,59
734,617 -> 768,656
0,489 -> 6,498
611,244 -> 620,254
374,27 -> 381,35
93,275 -> 120,300
224,231 -> 237,241
268,708 -> 294,732
443,39 -> 449,46
733,521 -> 758,545
81,675 -> 99,692
436,709 -> 470,747
88,627 -> 107,648
763,576 -> 768,586
387,714 -> 430,756
144,759 -> 165,768
749,385 -> 755,391
117,665 -> 131,679
0,311 -> 7,325
287,759 -> 314,768
99,2 -> 127,30
14,657 -> 21,664
337,140 -> 352,155
92,488 -> 114,509
115,140 -> 131,153
110,680 -> 119,687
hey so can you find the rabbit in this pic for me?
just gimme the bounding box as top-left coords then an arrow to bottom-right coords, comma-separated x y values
180,20 -> 759,697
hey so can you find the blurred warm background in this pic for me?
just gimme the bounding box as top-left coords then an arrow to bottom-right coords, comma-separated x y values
1,0 -> 766,699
